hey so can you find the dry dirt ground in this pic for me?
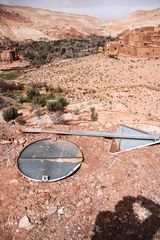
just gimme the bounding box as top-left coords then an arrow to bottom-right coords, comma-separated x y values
0,60 -> 30,71
0,54 -> 160,239
19,54 -> 160,117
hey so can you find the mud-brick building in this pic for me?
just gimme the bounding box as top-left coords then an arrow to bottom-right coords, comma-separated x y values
0,48 -> 19,63
105,26 -> 160,58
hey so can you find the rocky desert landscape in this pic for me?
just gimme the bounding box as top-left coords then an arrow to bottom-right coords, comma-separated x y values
0,4 -> 101,41
0,3 -> 160,240
97,8 -> 160,36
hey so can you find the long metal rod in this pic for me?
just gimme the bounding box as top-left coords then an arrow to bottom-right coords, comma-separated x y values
23,130 -> 160,141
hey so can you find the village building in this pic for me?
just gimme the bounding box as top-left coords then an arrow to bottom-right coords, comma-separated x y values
0,48 -> 19,63
105,26 -> 160,58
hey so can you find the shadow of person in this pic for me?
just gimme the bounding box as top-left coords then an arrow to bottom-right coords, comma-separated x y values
92,196 -> 160,240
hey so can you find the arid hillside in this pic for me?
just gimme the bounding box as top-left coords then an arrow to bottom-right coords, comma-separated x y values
0,4 -> 160,41
97,8 -> 160,36
0,4 -> 101,41
16,53 -> 160,118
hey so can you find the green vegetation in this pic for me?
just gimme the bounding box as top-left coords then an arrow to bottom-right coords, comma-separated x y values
0,82 -> 69,123
47,99 -> 62,112
56,95 -> 68,107
32,94 -> 47,107
26,86 -> 69,109
1,91 -> 22,100
47,96 -> 68,112
3,35 -> 117,67
26,86 -> 40,102
0,71 -> 23,81
2,106 -> 18,122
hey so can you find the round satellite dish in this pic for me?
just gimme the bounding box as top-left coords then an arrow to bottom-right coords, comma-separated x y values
17,139 -> 83,182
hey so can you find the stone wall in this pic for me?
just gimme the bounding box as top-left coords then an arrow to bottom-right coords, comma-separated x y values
0,49 -> 19,63
105,26 -> 160,58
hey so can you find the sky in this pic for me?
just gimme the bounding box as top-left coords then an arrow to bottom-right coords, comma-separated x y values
0,0 -> 160,20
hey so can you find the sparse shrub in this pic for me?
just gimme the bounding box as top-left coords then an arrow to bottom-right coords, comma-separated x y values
19,95 -> 28,104
32,94 -> 46,107
47,96 -> 68,112
0,80 -> 24,92
26,87 -> 40,102
47,99 -> 63,112
56,95 -> 68,107
1,91 -> 22,102
2,106 -> 18,122
90,107 -> 98,121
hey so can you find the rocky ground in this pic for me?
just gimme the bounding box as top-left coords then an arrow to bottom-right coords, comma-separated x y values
0,54 -> 160,239
19,53 -> 160,117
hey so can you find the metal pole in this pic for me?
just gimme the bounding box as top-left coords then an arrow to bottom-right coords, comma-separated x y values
23,130 -> 160,141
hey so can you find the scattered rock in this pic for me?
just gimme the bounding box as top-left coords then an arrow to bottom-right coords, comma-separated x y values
10,179 -> 18,184
14,139 -> 18,144
61,113 -> 80,122
58,207 -> 65,215
84,197 -> 92,205
18,215 -> 33,231
18,139 -> 26,145
0,140 -> 11,145
97,188 -> 103,197
46,205 -> 58,215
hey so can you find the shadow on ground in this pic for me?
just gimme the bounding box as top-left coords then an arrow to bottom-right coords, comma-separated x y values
92,196 -> 160,240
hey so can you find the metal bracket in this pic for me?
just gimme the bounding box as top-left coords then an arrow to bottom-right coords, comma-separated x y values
42,175 -> 49,181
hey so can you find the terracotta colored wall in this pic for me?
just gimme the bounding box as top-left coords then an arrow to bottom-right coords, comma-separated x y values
105,26 -> 160,58
0,49 -> 19,63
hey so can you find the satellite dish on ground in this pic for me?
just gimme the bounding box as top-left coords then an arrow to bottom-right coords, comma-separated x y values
17,139 -> 83,182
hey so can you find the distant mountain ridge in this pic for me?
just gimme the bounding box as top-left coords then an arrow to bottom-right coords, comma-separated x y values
0,4 -> 160,41
96,8 -> 160,36
0,4 -> 101,41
